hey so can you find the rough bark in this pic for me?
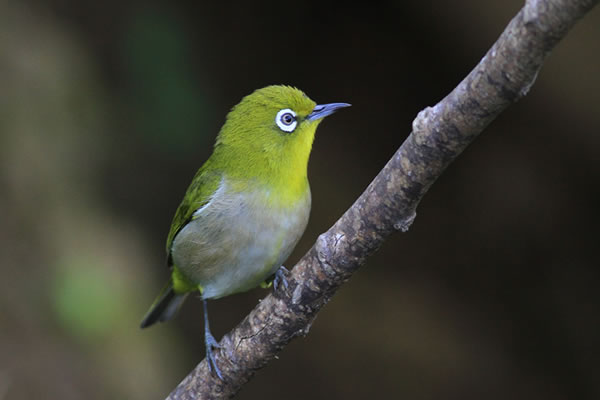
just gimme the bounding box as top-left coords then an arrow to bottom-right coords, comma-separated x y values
167,0 -> 599,398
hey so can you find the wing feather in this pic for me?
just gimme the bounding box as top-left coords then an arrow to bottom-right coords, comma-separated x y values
166,164 -> 222,262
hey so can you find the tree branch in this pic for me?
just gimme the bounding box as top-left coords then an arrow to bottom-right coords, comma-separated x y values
167,0 -> 598,398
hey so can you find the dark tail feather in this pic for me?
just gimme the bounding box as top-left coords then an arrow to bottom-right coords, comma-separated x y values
140,281 -> 189,328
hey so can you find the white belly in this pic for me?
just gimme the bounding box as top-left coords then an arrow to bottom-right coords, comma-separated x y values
171,179 -> 311,299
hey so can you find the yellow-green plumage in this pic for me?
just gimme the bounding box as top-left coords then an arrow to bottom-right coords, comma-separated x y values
140,85 -> 349,378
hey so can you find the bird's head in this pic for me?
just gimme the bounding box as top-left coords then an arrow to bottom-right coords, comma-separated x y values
212,85 -> 349,192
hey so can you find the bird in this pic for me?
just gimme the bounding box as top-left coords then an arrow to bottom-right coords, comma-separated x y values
140,85 -> 350,379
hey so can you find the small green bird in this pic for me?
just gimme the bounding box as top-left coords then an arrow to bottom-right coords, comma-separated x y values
140,85 -> 349,378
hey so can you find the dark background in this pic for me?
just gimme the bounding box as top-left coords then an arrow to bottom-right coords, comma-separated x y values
1,1 -> 599,399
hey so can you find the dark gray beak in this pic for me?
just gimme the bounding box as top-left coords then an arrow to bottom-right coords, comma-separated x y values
307,102 -> 351,121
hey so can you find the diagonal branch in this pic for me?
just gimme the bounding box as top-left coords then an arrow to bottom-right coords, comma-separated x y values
167,0 -> 598,398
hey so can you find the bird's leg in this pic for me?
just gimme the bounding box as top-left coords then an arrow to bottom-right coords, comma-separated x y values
273,265 -> 290,291
203,298 -> 223,380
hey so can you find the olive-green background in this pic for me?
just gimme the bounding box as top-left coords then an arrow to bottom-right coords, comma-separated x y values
1,1 -> 599,399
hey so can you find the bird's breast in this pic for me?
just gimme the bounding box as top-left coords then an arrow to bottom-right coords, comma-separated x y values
171,178 -> 311,298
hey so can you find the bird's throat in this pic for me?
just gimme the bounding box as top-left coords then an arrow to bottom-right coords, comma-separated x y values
212,134 -> 313,207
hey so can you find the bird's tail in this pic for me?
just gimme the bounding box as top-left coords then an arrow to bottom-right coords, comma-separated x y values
140,281 -> 189,328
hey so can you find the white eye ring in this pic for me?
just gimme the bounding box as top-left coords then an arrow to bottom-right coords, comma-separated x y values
275,108 -> 297,132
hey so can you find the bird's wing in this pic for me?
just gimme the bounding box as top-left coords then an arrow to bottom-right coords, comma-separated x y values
165,164 -> 222,262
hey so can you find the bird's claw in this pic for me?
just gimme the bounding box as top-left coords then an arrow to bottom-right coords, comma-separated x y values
206,347 -> 223,380
205,331 -> 223,379
273,265 -> 290,291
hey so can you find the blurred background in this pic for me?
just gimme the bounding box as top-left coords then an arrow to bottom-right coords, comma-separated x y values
1,1 -> 599,399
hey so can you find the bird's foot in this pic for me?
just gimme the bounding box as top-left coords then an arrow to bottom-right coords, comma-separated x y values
205,329 -> 221,349
273,265 -> 290,291
204,330 -> 223,380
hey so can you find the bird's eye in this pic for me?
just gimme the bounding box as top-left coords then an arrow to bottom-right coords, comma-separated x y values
282,113 -> 294,124
275,108 -> 297,133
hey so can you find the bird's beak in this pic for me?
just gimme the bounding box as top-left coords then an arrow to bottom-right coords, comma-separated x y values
307,102 -> 351,121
